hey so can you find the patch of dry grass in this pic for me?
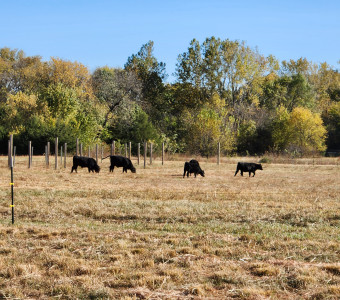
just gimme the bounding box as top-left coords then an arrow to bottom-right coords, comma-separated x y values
0,155 -> 339,299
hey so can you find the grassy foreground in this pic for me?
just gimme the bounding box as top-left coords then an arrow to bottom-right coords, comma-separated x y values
0,156 -> 339,299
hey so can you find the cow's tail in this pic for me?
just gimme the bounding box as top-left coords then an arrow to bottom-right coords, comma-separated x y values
102,155 -> 111,160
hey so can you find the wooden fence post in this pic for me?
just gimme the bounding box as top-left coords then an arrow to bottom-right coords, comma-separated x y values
10,156 -> 14,224
96,144 -> 98,163
150,143 -> 152,165
129,142 -> 131,160
124,143 -> 127,157
8,140 -> 11,168
162,142 -> 164,165
80,143 -> 83,156
47,142 -> 50,166
64,143 -> 67,168
217,142 -> 220,165
8,134 -> 13,168
76,138 -> 79,156
113,141 -> 115,155
88,146 -> 91,157
28,141 -> 32,168
137,143 -> 140,165
55,137 -> 58,170
144,142 -> 147,169
45,145 -> 48,167
13,146 -> 16,166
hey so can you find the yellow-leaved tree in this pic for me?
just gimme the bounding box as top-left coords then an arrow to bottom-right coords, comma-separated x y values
288,107 -> 327,154
272,106 -> 327,155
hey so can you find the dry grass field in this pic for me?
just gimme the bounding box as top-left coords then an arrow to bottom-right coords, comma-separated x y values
0,155 -> 339,299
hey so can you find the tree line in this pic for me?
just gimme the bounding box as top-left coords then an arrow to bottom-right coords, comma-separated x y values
0,37 -> 339,157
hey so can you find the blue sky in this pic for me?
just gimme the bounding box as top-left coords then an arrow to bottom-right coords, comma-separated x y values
1,0 -> 339,82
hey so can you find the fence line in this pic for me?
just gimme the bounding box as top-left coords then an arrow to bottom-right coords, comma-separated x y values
5,137 -> 227,170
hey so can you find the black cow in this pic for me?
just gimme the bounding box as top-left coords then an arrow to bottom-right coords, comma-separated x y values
234,162 -> 263,177
103,155 -> 136,173
183,159 -> 205,178
71,156 -> 100,173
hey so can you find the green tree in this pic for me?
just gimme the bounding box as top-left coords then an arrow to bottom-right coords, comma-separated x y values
322,102 -> 340,151
92,67 -> 141,128
261,74 -> 315,111
125,41 -> 166,111
184,94 -> 235,157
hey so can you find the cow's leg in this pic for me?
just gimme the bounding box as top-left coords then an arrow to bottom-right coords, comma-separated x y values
194,172 -> 197,178
234,168 -> 239,176
240,170 -> 243,176
253,171 -> 255,177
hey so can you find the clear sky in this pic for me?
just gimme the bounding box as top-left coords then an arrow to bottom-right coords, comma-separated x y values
1,0 -> 339,82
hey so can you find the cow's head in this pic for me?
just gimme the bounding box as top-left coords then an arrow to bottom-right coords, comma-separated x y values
131,166 -> 136,173
199,169 -> 205,177
94,164 -> 101,173
257,164 -> 263,170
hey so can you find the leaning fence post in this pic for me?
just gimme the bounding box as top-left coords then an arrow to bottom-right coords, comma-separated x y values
55,137 -> 58,170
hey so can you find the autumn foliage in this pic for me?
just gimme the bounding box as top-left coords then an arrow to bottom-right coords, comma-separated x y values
0,39 -> 339,156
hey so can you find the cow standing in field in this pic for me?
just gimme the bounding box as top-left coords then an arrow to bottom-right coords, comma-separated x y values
234,162 -> 263,177
71,156 -> 100,173
183,159 -> 205,178
102,155 -> 136,173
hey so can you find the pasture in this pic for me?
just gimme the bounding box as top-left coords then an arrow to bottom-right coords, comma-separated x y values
0,156 -> 339,299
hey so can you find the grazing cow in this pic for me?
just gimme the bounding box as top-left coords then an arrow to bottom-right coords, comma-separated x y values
234,162 -> 262,177
102,155 -> 136,173
183,159 -> 205,178
71,156 -> 100,173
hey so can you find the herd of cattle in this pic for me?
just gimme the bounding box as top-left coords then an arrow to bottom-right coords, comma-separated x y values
71,155 -> 263,177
